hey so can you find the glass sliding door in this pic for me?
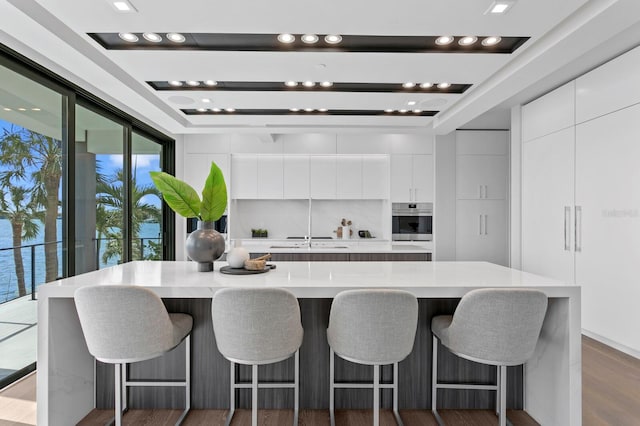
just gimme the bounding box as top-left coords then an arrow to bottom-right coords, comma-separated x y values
131,132 -> 163,261
0,62 -> 65,384
75,104 -> 124,273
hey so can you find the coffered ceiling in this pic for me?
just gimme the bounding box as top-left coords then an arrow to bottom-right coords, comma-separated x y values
2,0 -> 640,135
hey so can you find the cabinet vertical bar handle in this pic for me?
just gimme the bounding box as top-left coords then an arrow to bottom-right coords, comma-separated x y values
479,185 -> 482,199
575,206 -> 582,252
409,188 -> 412,201
564,206 -> 571,251
479,214 -> 483,235
484,214 -> 488,235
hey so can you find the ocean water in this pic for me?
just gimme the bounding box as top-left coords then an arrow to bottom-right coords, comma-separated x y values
0,218 -> 160,303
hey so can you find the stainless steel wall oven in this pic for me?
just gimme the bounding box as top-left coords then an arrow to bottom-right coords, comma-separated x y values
392,203 -> 433,241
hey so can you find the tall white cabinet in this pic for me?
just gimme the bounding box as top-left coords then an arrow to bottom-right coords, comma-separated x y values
455,131 -> 508,266
521,45 -> 640,356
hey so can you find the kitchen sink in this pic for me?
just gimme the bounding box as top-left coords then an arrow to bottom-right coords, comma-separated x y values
270,245 -> 303,249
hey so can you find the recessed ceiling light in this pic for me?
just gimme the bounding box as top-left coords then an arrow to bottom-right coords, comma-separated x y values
166,33 -> 186,43
31,108 -> 41,111
212,108 -> 221,112
420,82 -> 434,89
459,36 -> 478,46
324,34 -> 342,44
301,34 -> 319,44
204,80 -> 218,86
413,109 -> 422,113
435,36 -> 454,45
277,33 -> 296,44
485,0 -> 516,14
186,80 -> 200,86
285,81 -> 298,87
402,82 -> 416,88
318,108 -> 328,112
202,98 -> 211,103
437,82 -> 451,89
482,36 -> 502,46
3,107 -> 11,111
290,108 -> 300,112
118,32 -> 138,42
168,80 -> 183,87
399,109 -> 408,113
304,108 -> 314,112
196,108 -> 207,112
320,81 -> 333,87
142,32 -> 162,43
384,109 -> 394,113
110,1 -> 137,12
407,101 -> 417,106
18,108 -> 27,111
225,108 -> 235,112
303,81 -> 315,87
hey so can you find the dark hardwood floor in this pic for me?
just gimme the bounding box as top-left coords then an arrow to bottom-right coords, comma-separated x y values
1,335 -> 639,425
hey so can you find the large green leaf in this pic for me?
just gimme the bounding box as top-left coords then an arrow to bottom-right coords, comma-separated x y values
200,162 -> 228,222
149,171 -> 201,218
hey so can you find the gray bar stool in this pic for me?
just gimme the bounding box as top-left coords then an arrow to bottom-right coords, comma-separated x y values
211,287 -> 304,426
431,288 -> 548,426
74,285 -> 193,426
327,289 -> 418,426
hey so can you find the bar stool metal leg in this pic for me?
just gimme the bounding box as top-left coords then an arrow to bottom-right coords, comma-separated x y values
392,362 -> 403,426
294,350 -> 300,426
330,348 -> 335,426
252,364 -> 258,426
115,363 -> 123,426
176,335 -> 191,425
225,362 -> 235,426
431,336 -> 444,425
499,365 -> 507,426
373,364 -> 380,426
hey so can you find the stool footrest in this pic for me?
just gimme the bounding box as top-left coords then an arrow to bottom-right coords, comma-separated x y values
435,383 -> 498,391
334,382 -> 396,389
125,380 -> 187,387
233,382 -> 296,389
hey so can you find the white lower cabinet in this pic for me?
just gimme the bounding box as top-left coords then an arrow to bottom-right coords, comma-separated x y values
456,200 -> 507,266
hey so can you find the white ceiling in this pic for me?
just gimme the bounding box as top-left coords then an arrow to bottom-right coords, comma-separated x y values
2,0 -> 640,136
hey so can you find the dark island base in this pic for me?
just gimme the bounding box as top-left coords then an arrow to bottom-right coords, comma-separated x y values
95,299 -> 522,410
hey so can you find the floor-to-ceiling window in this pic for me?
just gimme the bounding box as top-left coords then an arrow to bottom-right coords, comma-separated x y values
0,45 -> 174,388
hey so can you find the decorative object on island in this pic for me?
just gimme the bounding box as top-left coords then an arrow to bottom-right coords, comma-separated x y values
150,162 -> 227,272
226,247 -> 250,268
251,228 -> 268,238
244,253 -> 271,270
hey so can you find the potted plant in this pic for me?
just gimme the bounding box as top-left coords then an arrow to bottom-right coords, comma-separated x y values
150,162 -> 227,271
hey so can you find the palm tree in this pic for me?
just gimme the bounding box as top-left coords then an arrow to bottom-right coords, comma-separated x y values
0,186 -> 43,297
96,168 -> 162,264
0,127 -> 62,283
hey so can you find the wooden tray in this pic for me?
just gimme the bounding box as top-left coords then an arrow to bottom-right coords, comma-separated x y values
219,264 -> 275,275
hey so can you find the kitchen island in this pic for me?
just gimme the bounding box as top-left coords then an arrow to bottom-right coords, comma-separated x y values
37,261 -> 580,425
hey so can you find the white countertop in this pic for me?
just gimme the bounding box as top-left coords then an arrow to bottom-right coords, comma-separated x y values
39,260 -> 576,299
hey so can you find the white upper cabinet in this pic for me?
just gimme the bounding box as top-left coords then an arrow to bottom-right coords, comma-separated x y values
455,200 -> 508,266
390,155 -> 413,202
257,156 -> 283,199
522,81 -> 575,142
336,156 -> 362,199
390,154 -> 433,202
283,156 -> 309,199
310,155 -> 337,199
362,155 -> 390,199
456,131 -> 508,200
412,154 -> 434,202
231,154 -> 258,199
576,45 -> 640,124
